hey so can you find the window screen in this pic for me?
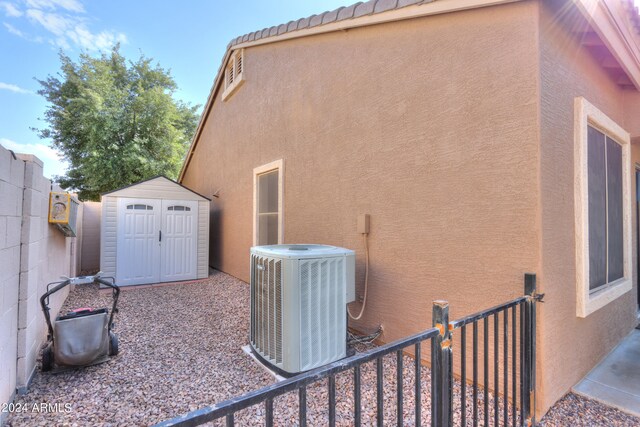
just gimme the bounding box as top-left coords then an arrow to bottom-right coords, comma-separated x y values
587,125 -> 624,291
257,170 -> 279,245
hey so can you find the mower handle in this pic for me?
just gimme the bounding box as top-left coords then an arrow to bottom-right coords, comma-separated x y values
95,277 -> 120,332
40,275 -> 120,341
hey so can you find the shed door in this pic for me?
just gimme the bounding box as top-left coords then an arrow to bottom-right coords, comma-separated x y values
116,198 -> 161,286
116,198 -> 198,286
161,200 -> 198,282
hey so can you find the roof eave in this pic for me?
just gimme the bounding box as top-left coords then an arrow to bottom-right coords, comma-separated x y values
573,0 -> 640,90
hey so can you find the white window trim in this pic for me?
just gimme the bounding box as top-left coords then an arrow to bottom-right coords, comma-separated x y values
222,49 -> 244,101
574,97 -> 632,318
253,159 -> 284,246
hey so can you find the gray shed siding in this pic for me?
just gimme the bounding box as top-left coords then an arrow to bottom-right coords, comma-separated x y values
100,196 -> 118,277
197,201 -> 209,278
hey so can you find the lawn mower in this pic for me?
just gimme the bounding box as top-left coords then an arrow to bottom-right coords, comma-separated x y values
39,273 -> 120,372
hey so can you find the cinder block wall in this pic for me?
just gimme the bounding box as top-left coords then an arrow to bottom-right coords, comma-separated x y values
0,146 -> 24,420
0,144 -> 75,421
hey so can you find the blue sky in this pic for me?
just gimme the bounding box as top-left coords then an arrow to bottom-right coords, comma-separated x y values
0,0 -> 350,178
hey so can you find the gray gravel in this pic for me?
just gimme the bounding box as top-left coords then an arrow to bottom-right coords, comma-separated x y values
6,272 -> 273,427
6,271 -> 639,426
539,392 -> 640,426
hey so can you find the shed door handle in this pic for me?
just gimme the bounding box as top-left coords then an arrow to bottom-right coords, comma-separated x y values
159,230 -> 162,242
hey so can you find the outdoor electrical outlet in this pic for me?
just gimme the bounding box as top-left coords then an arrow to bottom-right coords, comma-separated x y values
357,214 -> 370,234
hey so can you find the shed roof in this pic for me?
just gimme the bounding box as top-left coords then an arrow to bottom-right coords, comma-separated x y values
102,176 -> 211,201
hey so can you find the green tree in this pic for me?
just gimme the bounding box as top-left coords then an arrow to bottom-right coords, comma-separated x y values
36,45 -> 200,200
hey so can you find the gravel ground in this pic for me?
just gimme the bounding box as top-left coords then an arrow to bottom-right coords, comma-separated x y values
538,392 -> 640,426
6,271 -> 640,426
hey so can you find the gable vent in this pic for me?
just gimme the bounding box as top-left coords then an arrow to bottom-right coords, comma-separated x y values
223,49 -> 245,101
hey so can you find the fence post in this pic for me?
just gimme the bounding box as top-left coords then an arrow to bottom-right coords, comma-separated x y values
523,273 -> 537,426
431,300 -> 452,427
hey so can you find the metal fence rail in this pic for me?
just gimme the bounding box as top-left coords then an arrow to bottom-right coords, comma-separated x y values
155,273 -> 542,427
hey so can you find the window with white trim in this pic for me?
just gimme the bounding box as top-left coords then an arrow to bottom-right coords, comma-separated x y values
575,97 -> 632,317
222,49 -> 244,101
253,160 -> 283,246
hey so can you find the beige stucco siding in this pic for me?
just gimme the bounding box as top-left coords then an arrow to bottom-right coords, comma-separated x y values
182,1 -> 540,346
538,0 -> 638,414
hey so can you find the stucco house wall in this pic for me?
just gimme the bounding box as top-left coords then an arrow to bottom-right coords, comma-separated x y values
182,1 -> 540,350
181,0 -> 640,417
537,0 -> 639,412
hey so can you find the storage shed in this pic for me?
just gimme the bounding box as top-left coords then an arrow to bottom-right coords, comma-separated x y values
100,176 -> 210,286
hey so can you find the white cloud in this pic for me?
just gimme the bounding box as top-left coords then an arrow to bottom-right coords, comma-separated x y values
0,81 -> 33,94
0,138 -> 68,179
3,21 -> 43,42
7,0 -> 126,51
4,21 -> 23,35
0,2 -> 22,17
26,8 -> 69,36
67,25 -> 127,50
25,0 -> 83,13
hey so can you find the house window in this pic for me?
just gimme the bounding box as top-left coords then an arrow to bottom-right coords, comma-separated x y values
253,159 -> 283,246
587,126 -> 623,290
222,49 -> 244,101
575,97 -> 632,318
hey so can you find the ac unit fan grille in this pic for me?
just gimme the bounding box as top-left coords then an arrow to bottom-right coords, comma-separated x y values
300,258 -> 344,371
250,255 -> 283,364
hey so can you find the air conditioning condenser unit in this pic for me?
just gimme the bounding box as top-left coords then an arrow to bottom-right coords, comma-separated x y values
250,244 -> 355,376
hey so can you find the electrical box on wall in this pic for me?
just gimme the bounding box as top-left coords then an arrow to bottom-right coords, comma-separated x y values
48,192 -> 79,237
357,214 -> 370,234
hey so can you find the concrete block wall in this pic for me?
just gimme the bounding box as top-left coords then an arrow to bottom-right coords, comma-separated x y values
0,146 -> 23,421
0,144 -> 76,421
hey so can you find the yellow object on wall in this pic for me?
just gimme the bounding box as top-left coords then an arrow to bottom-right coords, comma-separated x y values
48,192 -> 79,237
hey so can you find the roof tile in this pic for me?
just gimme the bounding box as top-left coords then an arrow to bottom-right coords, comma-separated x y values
309,13 -> 324,28
374,0 -> 398,13
297,17 -> 310,29
354,0 -> 377,18
225,0 -> 436,50
322,7 -> 343,24
337,2 -> 361,20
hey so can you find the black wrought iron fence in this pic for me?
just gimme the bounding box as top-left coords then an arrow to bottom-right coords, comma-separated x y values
155,273 -> 542,427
